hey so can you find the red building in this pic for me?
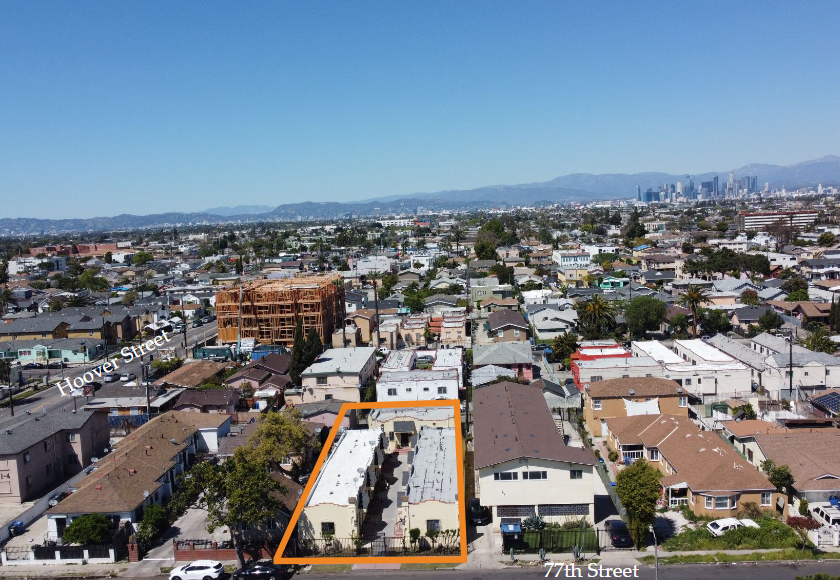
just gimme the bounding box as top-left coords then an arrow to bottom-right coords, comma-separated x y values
570,340 -> 630,391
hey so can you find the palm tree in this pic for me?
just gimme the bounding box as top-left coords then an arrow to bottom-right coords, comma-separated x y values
799,325 -> 838,354
677,284 -> 711,338
574,295 -> 616,339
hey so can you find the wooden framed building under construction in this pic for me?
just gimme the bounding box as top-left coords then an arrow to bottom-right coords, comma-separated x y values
215,274 -> 345,347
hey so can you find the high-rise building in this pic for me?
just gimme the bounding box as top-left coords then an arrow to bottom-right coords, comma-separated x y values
636,185 -> 641,201
713,175 -> 719,196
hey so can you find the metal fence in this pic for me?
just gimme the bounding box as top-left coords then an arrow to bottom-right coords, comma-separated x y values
290,535 -> 461,558
3,547 -> 30,561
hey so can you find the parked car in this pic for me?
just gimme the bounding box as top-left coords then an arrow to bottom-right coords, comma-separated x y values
173,324 -> 185,333
46,361 -> 66,369
23,362 -> 45,369
810,504 -> 840,528
604,519 -> 633,548
104,373 -> 119,382
191,320 -> 204,328
169,560 -> 224,580
469,497 -> 489,525
120,372 -> 137,382
706,518 -> 759,537
84,381 -> 103,391
232,564 -> 282,580
201,316 -> 214,324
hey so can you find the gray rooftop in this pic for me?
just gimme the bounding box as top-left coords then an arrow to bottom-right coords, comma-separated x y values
0,411 -> 99,456
473,342 -> 533,366
705,335 -> 768,371
406,427 -> 458,504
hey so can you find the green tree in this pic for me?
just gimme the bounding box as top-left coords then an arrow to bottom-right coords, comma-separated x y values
615,460 -> 662,547
669,313 -> 690,336
550,332 -> 579,366
799,326 -> 838,353
303,326 -> 323,368
681,242 -> 694,254
574,295 -> 616,339
235,408 -> 315,468
169,456 -> 285,568
62,513 -> 112,544
132,251 -> 154,266
135,504 -> 169,551
761,459 -> 795,501
103,251 -> 113,264
121,291 -> 138,306
78,269 -> 109,291
489,263 -> 514,285
818,232 -> 837,247
289,318 -> 305,384
759,309 -> 784,331
698,308 -> 732,335
740,289 -> 760,306
786,288 -> 809,301
151,357 -> 183,376
625,296 -> 668,338
677,285 -> 710,337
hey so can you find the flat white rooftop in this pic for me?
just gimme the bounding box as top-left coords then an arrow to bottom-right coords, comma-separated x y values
632,341 -> 683,364
301,347 -> 375,376
370,406 -> 455,423
307,429 -> 380,507
407,427 -> 458,504
381,350 -> 415,371
675,339 -> 735,363
576,356 -> 661,369
433,348 -> 463,369
378,370 -> 460,384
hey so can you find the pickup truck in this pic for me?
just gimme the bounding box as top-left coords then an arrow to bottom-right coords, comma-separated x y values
706,518 -> 760,537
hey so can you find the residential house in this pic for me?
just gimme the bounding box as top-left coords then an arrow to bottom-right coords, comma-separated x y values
376,370 -> 460,402
530,308 -> 577,341
473,342 -> 534,381
487,310 -> 530,343
473,382 -> 597,530
0,318 -> 70,342
603,414 -> 783,516
424,295 -> 459,313
173,389 -> 239,415
584,377 -> 689,436
731,307 -> 775,333
479,298 -> 520,313
346,309 -> 378,344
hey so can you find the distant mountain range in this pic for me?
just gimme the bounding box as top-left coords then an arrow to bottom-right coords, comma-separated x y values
2,156 -> 839,234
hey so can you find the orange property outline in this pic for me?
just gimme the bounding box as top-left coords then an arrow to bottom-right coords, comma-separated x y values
274,400 -> 468,564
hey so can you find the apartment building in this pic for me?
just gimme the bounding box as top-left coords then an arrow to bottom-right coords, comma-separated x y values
294,347 -> 377,404
0,411 -> 110,504
300,429 -> 385,540
369,407 -> 456,451
404,427 -> 460,535
376,370 -> 460,402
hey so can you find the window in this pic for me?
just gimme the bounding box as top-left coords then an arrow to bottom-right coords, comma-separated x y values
389,432 -> 395,441
593,399 -> 602,410
387,388 -> 397,396
761,492 -> 772,506
405,388 -> 412,392
316,377 -> 328,385
522,471 -> 547,480
497,330 -> 504,338
679,396 -> 687,407
513,329 -> 520,337
25,475 -> 31,488
324,394 -> 333,400
423,387 -> 429,392
684,379 -> 692,386
804,371 -> 809,376
66,433 -> 77,442
321,522 -> 335,535
715,496 -> 730,510
437,387 -> 447,394
570,470 -> 583,480
493,472 -> 518,481
649,449 -> 659,461
590,376 -> 603,383
705,496 -> 713,509
426,519 -> 441,533
23,452 -> 30,464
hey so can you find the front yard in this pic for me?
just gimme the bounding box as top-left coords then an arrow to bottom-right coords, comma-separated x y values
662,517 -> 802,551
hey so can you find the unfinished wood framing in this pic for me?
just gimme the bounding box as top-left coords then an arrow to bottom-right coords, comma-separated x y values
215,274 -> 345,347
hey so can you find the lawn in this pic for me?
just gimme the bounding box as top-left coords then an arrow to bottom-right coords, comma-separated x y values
638,549 -> 840,565
662,518 -> 802,551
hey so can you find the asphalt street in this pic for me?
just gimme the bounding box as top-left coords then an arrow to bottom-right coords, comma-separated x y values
0,322 -> 218,425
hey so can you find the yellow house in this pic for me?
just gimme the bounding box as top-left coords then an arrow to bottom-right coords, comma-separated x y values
0,319 -> 69,342
584,377 -> 689,436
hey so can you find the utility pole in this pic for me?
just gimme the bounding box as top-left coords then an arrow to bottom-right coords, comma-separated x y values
372,274 -> 381,348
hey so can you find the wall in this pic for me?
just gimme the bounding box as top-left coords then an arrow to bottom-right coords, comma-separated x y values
406,501 -> 460,534
477,458 -> 595,530
300,503 -> 359,540
584,395 -> 688,436
172,541 -> 274,562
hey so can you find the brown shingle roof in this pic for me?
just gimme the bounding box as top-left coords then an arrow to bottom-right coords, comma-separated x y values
175,389 -> 239,409
48,412 -> 228,515
473,382 -> 596,469
754,431 -> 840,491
155,360 -> 229,388
587,377 -> 683,399
487,310 -> 528,331
722,420 -> 789,438
253,353 -> 291,375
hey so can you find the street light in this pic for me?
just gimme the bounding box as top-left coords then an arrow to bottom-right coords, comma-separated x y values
649,525 -> 658,580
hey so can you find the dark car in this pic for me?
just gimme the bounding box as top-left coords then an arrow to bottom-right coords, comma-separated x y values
564,378 -> 575,387
604,519 -> 634,548
23,362 -> 45,369
469,497 -> 489,526
232,564 -> 283,580
46,361 -> 66,369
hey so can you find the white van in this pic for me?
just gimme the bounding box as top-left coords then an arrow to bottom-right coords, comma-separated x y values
810,504 -> 840,528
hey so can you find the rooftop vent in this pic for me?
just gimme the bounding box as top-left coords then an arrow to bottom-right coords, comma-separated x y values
628,389 -> 636,395
676,387 -> 683,394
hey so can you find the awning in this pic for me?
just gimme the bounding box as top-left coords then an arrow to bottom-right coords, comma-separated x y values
393,420 -> 416,433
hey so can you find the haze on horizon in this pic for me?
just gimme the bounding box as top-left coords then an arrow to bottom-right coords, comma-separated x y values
1,1 -> 839,219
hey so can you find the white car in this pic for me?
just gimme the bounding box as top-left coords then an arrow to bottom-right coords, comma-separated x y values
120,372 -> 137,382
706,517 -> 760,537
169,560 -> 224,580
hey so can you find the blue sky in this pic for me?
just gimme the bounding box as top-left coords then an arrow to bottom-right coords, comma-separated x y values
1,1 -> 839,218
